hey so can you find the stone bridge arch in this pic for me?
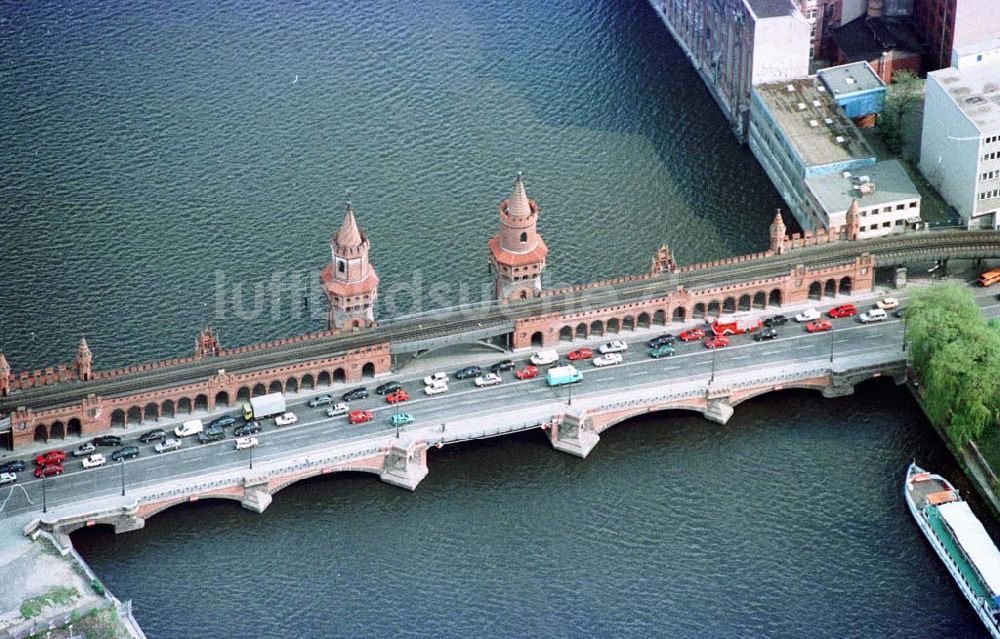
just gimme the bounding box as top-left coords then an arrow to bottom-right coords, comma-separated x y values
138,492 -> 246,521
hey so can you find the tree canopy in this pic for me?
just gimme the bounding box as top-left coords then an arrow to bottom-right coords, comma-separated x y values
907,283 -> 1000,446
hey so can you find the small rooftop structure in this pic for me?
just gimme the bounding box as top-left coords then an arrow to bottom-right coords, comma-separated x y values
806,159 -> 919,216
754,77 -> 875,170
929,61 -> 1000,134
818,62 -> 885,97
832,16 -> 923,62
952,37 -> 1000,69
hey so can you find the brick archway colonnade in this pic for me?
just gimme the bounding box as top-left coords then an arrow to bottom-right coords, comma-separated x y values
511,256 -> 873,349
8,344 -> 391,449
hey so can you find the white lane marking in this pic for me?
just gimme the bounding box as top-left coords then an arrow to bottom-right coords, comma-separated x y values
181,456 -> 203,463
731,355 -> 750,360
528,388 -> 549,393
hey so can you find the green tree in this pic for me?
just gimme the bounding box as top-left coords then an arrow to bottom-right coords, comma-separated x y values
907,283 -> 1000,447
879,70 -> 922,155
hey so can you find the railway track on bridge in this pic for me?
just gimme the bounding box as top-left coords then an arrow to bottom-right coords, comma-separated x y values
3,230 -> 999,413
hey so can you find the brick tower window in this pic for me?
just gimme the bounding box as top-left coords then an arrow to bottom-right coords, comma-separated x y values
520,232 -> 527,243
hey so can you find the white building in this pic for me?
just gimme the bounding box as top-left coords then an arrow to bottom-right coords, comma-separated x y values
804,160 -> 921,237
920,59 -> 1000,229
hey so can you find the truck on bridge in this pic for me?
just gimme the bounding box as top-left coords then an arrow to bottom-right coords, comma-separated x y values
547,365 -> 583,387
711,312 -> 762,336
242,393 -> 287,422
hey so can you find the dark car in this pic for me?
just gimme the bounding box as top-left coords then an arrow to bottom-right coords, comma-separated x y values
893,307 -> 907,318
139,429 -> 166,444
93,435 -> 123,447
0,460 -> 26,474
111,446 -> 140,461
208,415 -> 238,430
454,366 -> 483,380
753,327 -> 779,341
197,426 -> 225,444
647,334 -> 675,349
308,394 -> 334,407
342,387 -> 370,402
490,360 -> 516,373
764,315 -> 788,327
234,421 -> 261,437
375,381 -> 402,396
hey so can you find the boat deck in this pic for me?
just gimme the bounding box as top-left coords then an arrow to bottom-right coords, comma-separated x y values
907,472 -> 955,509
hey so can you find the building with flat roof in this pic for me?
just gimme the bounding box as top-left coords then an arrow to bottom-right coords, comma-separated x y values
831,14 -> 923,83
817,60 -> 886,124
750,62 -> 918,235
915,0 -> 1000,71
920,60 -> 1000,228
805,159 -> 921,236
648,0 -> 810,141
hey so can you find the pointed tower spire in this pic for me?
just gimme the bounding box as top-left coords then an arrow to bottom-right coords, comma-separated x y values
74,335 -> 93,381
845,199 -> 861,241
769,210 -> 787,254
322,197 -> 379,330
0,351 -> 8,397
488,171 -> 549,302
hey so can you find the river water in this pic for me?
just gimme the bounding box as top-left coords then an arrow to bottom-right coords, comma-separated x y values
2,0 -> 988,636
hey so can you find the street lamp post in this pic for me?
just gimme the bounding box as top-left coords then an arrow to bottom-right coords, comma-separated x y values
829,331 -> 835,363
41,472 -> 47,514
902,317 -> 908,351
249,443 -> 254,470
710,347 -> 717,384
119,458 -> 125,497
568,379 -> 573,406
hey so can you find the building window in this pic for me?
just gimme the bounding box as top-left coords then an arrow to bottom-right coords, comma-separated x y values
520,231 -> 528,243
896,204 -> 905,210
883,221 -> 891,228
337,259 -> 346,274
909,201 -> 917,208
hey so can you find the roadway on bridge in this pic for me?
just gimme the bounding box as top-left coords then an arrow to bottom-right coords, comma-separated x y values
4,229 -> 998,413
2,288 -> 999,520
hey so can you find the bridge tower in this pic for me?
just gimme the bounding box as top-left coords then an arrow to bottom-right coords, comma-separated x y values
73,336 -> 93,381
488,172 -> 548,301
0,351 -> 10,397
321,201 -> 379,330
770,210 -> 787,254
194,327 -> 221,359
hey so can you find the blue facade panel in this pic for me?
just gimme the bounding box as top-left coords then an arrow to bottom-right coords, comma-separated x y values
804,156 -> 876,178
836,88 -> 886,118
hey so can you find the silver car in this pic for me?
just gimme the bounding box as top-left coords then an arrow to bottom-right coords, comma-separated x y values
0,472 -> 16,486
154,438 -> 182,454
72,442 -> 96,457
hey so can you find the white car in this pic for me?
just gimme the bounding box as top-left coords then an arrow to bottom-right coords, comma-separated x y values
859,308 -> 888,323
424,383 -> 448,396
474,373 -> 502,388
234,436 -> 259,450
877,297 -> 899,310
82,453 -> 107,469
325,403 -> 349,418
423,371 -> 448,386
154,438 -> 182,454
592,353 -> 623,367
72,442 -> 96,457
795,308 -> 820,322
275,412 -> 298,427
530,350 -> 559,366
598,340 -> 628,354
0,472 -> 16,486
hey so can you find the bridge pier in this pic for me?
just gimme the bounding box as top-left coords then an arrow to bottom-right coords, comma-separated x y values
241,478 -> 273,513
703,398 -> 734,425
894,266 -> 907,289
549,408 -> 600,458
379,439 -> 429,490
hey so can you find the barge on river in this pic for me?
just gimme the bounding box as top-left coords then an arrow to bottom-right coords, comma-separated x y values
905,462 -> 1000,638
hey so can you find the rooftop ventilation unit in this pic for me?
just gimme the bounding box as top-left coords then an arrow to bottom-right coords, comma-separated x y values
809,119 -> 819,127
817,85 -> 826,92
835,136 -> 846,144
812,100 -> 822,107
798,102 -> 807,110
842,171 -> 852,178
786,84 -> 796,92
845,77 -> 856,85
824,118 -> 834,124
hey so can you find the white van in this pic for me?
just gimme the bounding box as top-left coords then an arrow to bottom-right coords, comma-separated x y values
859,308 -> 888,323
174,419 -> 204,438
530,349 -> 559,366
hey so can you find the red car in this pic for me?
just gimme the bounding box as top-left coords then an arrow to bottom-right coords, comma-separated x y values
704,335 -> 729,349
385,390 -> 410,404
349,410 -> 374,425
567,348 -> 593,360
515,365 -> 539,380
679,328 -> 706,342
34,464 -> 64,478
828,304 -> 857,318
806,319 -> 834,333
35,451 -> 66,466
